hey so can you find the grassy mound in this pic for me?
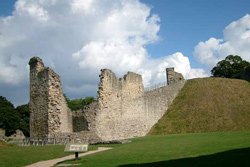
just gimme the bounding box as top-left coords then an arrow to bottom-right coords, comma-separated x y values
149,77 -> 250,135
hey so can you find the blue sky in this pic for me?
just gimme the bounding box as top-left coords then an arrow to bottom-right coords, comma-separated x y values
0,0 -> 16,16
0,0 -> 250,106
1,0 -> 249,69
141,0 -> 250,69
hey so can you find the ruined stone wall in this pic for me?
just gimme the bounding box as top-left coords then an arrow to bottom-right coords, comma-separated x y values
85,68 -> 185,141
29,57 -> 185,142
143,67 -> 185,133
46,68 -> 73,136
241,66 -> 250,82
29,57 -> 49,138
167,68 -> 185,85
95,70 -> 146,141
73,102 -> 99,133
0,129 -> 25,143
69,102 -> 101,143
144,82 -> 184,127
0,128 -> 8,142
29,57 -> 72,138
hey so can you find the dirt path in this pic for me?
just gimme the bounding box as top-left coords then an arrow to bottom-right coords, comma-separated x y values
24,147 -> 113,167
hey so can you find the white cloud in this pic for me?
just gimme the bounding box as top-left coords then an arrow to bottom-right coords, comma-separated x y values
194,14 -> 250,69
71,0 -> 94,13
0,0 -> 207,105
142,52 -> 207,86
72,40 -> 147,74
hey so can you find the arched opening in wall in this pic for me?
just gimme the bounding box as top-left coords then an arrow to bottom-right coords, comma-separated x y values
73,116 -> 89,132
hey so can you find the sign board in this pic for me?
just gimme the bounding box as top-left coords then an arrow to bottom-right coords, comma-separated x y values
64,143 -> 88,153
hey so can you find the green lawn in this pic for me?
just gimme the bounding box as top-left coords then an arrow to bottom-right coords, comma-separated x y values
1,131 -> 250,167
0,144 -> 98,167
57,131 -> 250,167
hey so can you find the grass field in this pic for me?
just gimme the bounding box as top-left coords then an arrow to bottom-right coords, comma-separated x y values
149,78 -> 250,135
1,131 -> 249,167
56,131 -> 250,167
0,144 -> 98,167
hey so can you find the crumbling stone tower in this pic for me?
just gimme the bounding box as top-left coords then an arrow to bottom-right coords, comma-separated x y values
166,68 -> 185,85
29,57 -> 72,138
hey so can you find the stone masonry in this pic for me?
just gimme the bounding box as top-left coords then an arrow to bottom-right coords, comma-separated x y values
241,66 -> 250,82
29,57 -> 72,138
166,67 -> 185,85
29,57 -> 185,142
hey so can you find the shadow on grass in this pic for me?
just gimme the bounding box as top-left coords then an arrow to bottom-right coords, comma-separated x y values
119,147 -> 250,167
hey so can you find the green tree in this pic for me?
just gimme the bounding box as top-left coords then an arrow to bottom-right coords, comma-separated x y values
64,94 -> 96,111
211,55 -> 250,79
83,97 -> 96,106
0,96 -> 19,136
15,104 -> 30,137
67,98 -> 84,111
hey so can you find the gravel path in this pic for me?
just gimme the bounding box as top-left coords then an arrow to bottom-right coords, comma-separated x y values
24,147 -> 113,167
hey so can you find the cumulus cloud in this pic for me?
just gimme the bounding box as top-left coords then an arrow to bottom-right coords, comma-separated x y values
141,52 -> 207,86
0,0 -> 206,105
194,14 -> 250,69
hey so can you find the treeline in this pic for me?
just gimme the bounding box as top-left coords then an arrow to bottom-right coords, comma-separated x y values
0,95 -> 96,137
0,96 -> 30,137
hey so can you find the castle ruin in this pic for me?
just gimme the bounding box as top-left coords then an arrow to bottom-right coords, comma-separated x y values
29,57 -> 185,142
241,66 -> 250,82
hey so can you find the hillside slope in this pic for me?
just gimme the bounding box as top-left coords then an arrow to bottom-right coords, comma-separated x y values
148,78 -> 250,135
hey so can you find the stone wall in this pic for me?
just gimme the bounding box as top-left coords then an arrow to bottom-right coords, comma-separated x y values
72,102 -> 99,133
29,57 -> 185,142
0,128 -> 25,143
0,128 -> 7,142
29,57 -> 49,138
75,67 -> 185,142
166,67 -> 185,85
241,66 -> 250,82
29,57 -> 72,138
95,69 -> 146,141
8,130 -> 25,143
144,81 -> 184,128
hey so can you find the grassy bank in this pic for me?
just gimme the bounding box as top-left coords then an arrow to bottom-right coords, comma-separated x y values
57,131 -> 250,167
149,78 -> 250,135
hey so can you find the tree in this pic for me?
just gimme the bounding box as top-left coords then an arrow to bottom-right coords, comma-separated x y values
0,96 -> 31,137
67,98 -> 85,111
0,96 -> 19,136
15,104 -> 30,137
64,94 -> 96,111
83,97 -> 96,106
211,55 -> 250,79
